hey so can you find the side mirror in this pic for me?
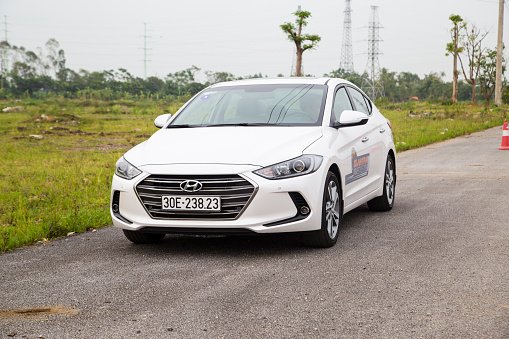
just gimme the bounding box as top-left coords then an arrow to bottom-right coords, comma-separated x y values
333,110 -> 369,128
154,113 -> 172,128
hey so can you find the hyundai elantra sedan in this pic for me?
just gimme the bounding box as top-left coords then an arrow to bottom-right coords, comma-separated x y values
111,78 -> 396,247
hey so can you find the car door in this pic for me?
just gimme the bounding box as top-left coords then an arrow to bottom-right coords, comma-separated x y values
346,87 -> 384,201
331,86 -> 381,207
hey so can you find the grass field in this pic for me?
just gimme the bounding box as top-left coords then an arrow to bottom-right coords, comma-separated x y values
0,97 -> 506,252
379,100 -> 507,151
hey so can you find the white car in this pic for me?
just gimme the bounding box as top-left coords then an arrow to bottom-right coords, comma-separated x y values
111,78 -> 396,247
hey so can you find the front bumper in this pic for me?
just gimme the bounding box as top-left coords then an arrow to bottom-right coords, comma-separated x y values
110,163 -> 326,234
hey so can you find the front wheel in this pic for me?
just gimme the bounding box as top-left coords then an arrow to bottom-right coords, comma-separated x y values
123,229 -> 165,244
367,155 -> 396,211
302,171 -> 342,248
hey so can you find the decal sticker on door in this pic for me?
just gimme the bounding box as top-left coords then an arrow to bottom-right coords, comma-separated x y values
345,148 -> 370,185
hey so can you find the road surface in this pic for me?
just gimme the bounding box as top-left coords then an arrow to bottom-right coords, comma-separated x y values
1,126 -> 508,338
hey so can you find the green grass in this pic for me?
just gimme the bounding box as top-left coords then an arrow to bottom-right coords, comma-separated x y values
0,98 -> 507,252
379,101 -> 507,151
0,97 -> 184,252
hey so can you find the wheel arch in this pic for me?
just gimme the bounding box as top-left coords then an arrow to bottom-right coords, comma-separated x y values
388,148 -> 396,180
327,163 -> 344,218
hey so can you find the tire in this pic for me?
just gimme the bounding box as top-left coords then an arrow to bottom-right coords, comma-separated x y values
123,229 -> 165,244
367,155 -> 396,212
302,171 -> 342,248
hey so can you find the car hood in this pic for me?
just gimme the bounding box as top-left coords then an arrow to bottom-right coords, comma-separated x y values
125,126 -> 323,168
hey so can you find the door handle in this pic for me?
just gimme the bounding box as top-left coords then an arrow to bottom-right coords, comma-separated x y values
361,137 -> 369,143
379,128 -> 386,133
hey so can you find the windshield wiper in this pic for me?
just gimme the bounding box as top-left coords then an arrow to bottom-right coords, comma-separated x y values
166,124 -> 197,128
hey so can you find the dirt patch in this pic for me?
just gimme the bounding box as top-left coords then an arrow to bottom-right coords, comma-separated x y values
50,126 -> 71,131
0,305 -> 79,319
89,144 -> 130,152
12,129 -> 95,140
22,113 -> 82,125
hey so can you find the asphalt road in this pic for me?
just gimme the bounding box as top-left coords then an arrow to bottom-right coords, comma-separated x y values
1,126 -> 508,338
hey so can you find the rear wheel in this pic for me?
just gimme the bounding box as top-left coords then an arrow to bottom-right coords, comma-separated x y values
302,171 -> 341,248
367,155 -> 396,211
123,229 -> 165,244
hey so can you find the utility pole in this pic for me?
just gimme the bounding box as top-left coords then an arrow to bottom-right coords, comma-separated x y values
339,0 -> 354,73
495,0 -> 504,106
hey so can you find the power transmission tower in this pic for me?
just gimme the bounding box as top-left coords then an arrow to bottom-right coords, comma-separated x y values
339,0 -> 354,73
141,22 -> 152,80
362,6 -> 384,100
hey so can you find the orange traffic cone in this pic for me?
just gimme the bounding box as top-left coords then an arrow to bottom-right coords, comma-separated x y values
499,119 -> 509,150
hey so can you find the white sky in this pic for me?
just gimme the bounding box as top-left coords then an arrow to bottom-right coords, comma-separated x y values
0,0 -> 506,82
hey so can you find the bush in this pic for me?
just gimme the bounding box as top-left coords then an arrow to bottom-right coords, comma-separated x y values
502,86 -> 509,104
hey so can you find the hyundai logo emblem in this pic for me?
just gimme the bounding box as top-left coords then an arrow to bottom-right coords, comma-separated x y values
180,180 -> 203,192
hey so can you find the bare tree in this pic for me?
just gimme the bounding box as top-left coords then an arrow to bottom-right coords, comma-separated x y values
458,23 -> 488,104
45,38 -> 67,80
280,9 -> 321,77
446,14 -> 463,105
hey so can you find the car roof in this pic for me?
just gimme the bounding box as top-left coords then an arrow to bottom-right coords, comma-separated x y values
209,77 -> 351,88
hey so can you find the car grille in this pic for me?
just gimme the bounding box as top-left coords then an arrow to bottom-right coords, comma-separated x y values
135,174 -> 256,220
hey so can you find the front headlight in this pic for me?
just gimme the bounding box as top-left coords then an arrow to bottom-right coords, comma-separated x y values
115,157 -> 142,180
254,155 -> 323,180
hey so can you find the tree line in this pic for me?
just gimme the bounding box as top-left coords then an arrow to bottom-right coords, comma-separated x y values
278,9 -> 506,105
0,36 -> 506,104
446,14 -> 505,106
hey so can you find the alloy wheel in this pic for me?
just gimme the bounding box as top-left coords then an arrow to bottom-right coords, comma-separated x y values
385,158 -> 395,206
325,179 -> 340,240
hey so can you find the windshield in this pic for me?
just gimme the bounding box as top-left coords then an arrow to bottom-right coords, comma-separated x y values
169,84 -> 327,127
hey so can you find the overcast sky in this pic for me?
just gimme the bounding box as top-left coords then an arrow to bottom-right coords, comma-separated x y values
0,0 -> 506,82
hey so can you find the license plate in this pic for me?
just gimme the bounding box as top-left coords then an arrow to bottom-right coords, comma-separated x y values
161,195 -> 221,211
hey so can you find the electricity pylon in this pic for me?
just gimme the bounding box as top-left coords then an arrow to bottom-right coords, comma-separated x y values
339,0 -> 354,73
362,6 -> 384,100
141,22 -> 152,80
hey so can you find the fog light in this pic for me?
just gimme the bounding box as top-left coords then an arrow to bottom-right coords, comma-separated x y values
300,206 -> 310,215
112,204 -> 119,213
